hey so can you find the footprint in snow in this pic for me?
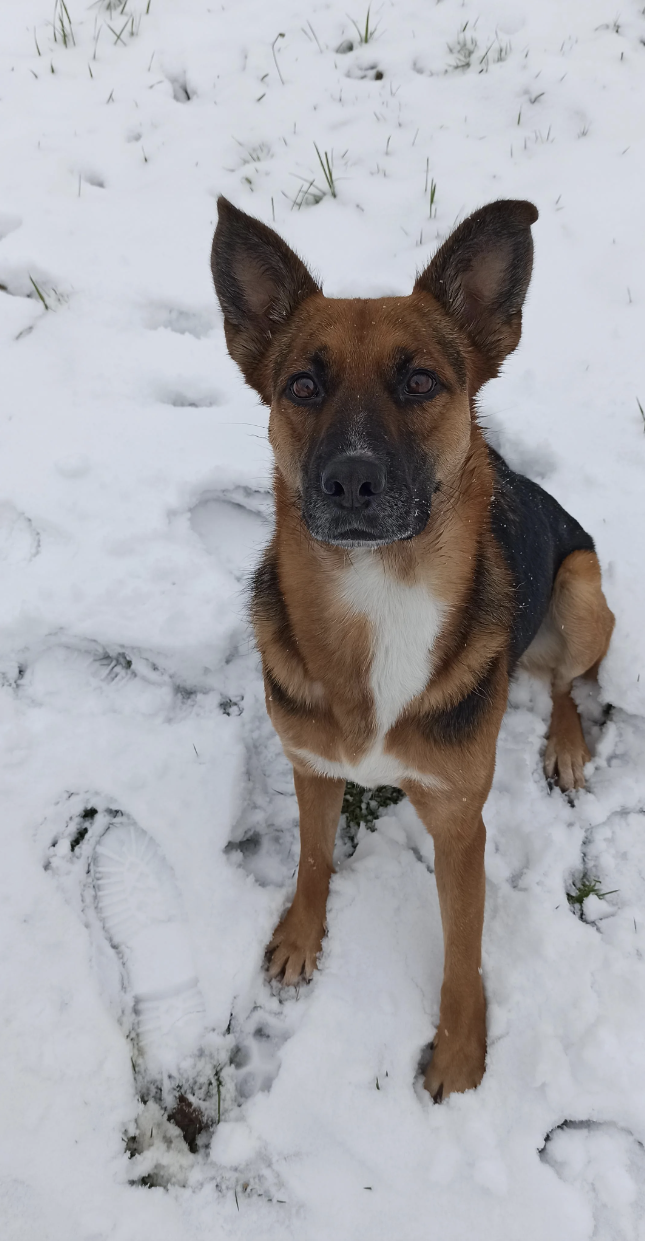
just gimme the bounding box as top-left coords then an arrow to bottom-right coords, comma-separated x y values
42,792 -> 298,1181
43,796 -> 231,1181
45,799 -> 211,1080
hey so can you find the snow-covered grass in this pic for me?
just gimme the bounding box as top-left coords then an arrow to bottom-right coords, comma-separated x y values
1,0 -> 645,1237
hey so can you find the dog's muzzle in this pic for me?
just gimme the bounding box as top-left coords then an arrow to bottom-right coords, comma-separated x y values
302,450 -> 432,548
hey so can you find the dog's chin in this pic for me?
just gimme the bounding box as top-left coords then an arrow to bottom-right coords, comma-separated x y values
319,532 -> 408,549
304,519 -> 423,548
301,498 -> 432,548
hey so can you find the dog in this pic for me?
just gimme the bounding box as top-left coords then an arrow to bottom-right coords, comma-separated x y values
210,196 -> 614,1101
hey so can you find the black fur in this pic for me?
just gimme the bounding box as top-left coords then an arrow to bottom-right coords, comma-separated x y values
252,554 -> 307,718
251,554 -> 291,640
264,668 -> 301,716
488,447 -> 595,668
420,659 -> 501,746
419,451 -> 595,745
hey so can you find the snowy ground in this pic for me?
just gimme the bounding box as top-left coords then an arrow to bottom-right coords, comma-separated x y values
1,0 -> 645,1237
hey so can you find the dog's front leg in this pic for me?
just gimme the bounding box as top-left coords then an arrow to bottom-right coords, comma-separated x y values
267,768 -> 345,986
405,784 -> 488,1101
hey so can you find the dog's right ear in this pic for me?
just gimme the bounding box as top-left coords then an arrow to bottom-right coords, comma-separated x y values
211,198 -> 321,398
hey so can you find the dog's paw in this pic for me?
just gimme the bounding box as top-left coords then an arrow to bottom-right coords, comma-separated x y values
424,1024 -> 486,1102
265,904 -> 326,987
544,732 -> 591,793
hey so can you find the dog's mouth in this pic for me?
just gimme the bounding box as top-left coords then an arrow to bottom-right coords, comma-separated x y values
301,500 -> 421,548
316,525 -> 413,548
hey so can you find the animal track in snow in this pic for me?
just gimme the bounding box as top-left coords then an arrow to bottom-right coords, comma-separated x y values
230,1004 -> 295,1102
224,688 -> 300,889
346,61 -> 385,80
189,492 -> 270,577
144,305 -> 216,338
76,167 -> 106,189
163,70 -> 195,103
541,1121 -> 645,1240
0,502 -> 40,563
0,264 -> 65,309
157,385 -> 222,409
0,212 -> 22,241
12,640 -> 212,718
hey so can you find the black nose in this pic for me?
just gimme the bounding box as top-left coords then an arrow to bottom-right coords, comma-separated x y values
321,455 -> 386,509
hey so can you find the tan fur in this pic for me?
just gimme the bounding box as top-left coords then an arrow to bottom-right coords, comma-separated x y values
258,432 -> 509,775
267,770 -> 345,985
212,198 -> 614,1102
522,549 -> 615,790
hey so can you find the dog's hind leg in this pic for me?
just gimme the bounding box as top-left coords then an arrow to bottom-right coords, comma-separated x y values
522,549 -> 615,792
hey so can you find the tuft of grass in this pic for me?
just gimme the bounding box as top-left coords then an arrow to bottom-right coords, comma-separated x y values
272,32 -> 286,85
99,650 -> 133,680
214,1066 -> 223,1124
107,18 -> 129,44
284,176 -> 325,210
29,275 -> 50,310
302,20 -> 322,52
567,874 -> 618,917
636,397 -> 645,431
219,695 -> 243,717
52,0 -> 75,48
234,138 -> 271,164
340,782 -> 405,854
447,26 -> 477,71
448,25 -> 510,73
313,143 -> 337,197
429,177 -> 437,218
349,6 -> 379,44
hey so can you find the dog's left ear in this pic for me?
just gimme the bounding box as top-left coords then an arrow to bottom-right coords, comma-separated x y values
212,197 -> 321,398
415,199 -> 538,381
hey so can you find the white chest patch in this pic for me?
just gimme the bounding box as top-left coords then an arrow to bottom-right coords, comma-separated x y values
294,553 -> 447,789
340,550 -> 446,733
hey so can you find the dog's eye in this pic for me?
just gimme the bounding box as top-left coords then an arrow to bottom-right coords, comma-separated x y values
404,369 -> 437,397
289,373 -> 319,401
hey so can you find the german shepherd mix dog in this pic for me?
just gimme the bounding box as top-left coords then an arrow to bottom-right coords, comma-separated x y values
211,197 -> 614,1101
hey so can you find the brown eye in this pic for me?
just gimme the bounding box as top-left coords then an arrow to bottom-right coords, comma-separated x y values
289,373 -> 319,400
405,369 -> 437,396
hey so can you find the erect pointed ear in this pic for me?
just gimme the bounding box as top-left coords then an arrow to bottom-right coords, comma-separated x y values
211,197 -> 321,397
415,200 -> 538,382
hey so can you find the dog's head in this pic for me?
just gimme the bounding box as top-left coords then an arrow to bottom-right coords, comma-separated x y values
211,197 -> 537,548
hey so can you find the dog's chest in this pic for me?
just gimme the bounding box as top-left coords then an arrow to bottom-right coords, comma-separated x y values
295,556 -> 445,787
340,552 -> 445,733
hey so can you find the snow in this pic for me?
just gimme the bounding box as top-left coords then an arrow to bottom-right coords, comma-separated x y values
1,0 -> 645,1237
